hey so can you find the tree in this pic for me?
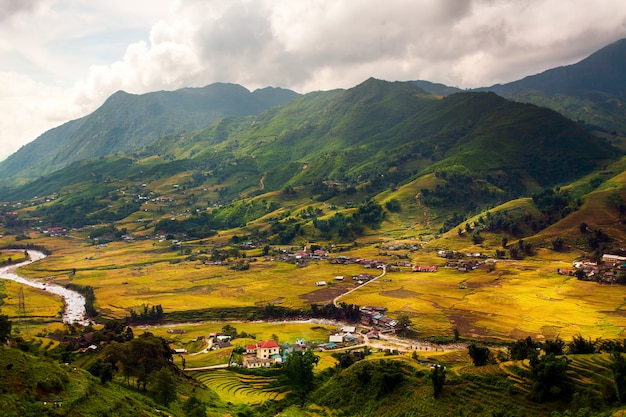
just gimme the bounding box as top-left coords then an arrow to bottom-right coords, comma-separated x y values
542,337 -> 565,356
221,324 -> 238,338
150,367 -> 177,406
468,344 -> 490,366
430,364 -> 446,398
552,236 -> 564,251
102,341 -> 132,386
183,396 -> 206,417
384,199 -> 401,212
396,314 -> 412,336
575,269 -> 587,281
356,200 -> 385,228
471,231 -> 483,244
88,359 -> 114,384
529,353 -> 570,402
128,332 -> 173,390
509,337 -> 539,360
283,349 -> 319,401
568,334 -> 596,354
0,314 -> 11,341
612,352 -> 626,403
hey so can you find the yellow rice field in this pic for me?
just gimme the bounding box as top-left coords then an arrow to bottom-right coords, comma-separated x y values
3,233 -> 626,342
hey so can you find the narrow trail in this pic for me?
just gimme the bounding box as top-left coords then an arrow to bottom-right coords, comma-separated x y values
333,265 -> 386,307
259,173 -> 266,190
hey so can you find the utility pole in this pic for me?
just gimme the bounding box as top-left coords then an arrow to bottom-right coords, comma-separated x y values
17,286 -> 29,335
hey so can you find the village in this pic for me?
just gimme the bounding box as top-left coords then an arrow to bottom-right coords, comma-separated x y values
558,253 -> 626,283
162,304 -> 433,371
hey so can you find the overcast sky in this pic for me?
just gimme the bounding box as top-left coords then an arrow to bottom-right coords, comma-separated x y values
1,0 -> 625,162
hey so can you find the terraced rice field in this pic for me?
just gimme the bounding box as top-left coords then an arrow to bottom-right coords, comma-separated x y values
194,369 -> 287,404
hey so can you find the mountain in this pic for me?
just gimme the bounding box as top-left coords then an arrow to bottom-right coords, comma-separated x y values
0,83 -> 299,180
484,38 -> 626,98
4,79 -> 615,227
478,38 -> 626,143
176,79 -> 614,201
410,80 -> 463,97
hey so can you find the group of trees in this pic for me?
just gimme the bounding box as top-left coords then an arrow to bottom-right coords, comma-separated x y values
420,169 -> 499,213
127,304 -> 164,324
459,335 -> 626,405
532,187 -> 579,225
310,302 -> 361,322
99,332 -> 174,391
220,323 -> 255,340
312,200 -> 385,241
33,196 -> 142,229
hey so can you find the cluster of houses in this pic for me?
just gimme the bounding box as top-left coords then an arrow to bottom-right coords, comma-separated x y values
267,248 -> 331,265
43,227 -> 69,237
559,254 -> 626,283
360,306 -> 398,332
319,325 -> 367,349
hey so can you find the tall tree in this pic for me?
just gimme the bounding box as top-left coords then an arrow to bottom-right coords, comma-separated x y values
611,352 -> 626,403
284,349 -> 319,401
529,353 -> 570,402
396,314 -> 412,336
430,364 -> 446,398
128,332 -> 173,390
150,367 -> 177,406
0,314 -> 11,341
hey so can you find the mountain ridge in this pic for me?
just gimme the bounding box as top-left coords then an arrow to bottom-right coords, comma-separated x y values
0,83 -> 299,180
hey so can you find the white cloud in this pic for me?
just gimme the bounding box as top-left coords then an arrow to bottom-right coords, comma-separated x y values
1,0 -> 626,161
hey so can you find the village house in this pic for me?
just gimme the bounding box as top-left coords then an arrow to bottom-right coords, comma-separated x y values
243,340 -> 282,368
602,254 -> 626,264
329,334 -> 344,343
412,265 -> 438,272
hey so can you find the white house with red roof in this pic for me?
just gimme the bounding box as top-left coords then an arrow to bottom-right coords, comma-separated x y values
243,340 -> 282,368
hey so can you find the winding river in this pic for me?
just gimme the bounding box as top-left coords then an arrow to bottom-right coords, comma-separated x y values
0,250 -> 89,325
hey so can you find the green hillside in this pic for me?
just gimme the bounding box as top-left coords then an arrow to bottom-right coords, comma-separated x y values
1,79 -> 619,246
480,38 -> 626,148
0,83 -> 299,181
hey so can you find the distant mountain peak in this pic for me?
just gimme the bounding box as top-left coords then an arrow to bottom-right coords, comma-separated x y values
0,83 -> 300,180
483,37 -> 626,97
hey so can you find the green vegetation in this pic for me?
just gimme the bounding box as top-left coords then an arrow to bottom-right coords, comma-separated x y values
3,69 -> 626,416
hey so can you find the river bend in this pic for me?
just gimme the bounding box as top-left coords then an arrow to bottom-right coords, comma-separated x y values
0,250 -> 89,325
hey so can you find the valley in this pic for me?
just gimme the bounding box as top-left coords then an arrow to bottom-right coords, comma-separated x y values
2,38 -> 626,416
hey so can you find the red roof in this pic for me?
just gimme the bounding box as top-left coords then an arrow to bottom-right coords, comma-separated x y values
257,340 -> 279,348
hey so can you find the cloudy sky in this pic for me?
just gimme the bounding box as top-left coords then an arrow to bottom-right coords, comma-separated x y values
1,0 -> 625,162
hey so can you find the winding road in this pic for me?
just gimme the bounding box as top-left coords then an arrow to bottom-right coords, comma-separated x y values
0,250 -> 89,325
